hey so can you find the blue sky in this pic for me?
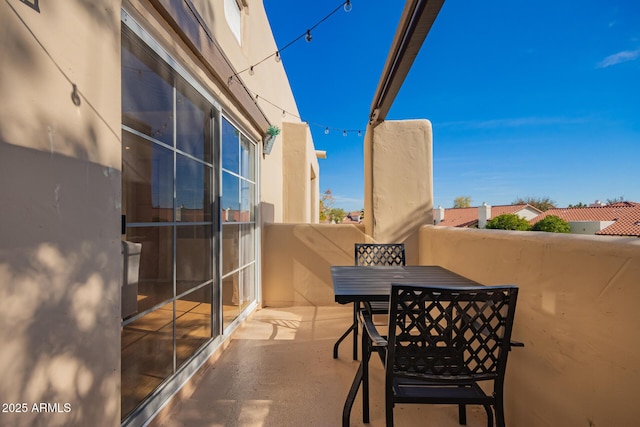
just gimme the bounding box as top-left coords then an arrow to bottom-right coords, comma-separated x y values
263,1 -> 640,211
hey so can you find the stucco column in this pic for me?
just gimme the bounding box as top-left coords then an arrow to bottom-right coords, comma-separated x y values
364,120 -> 433,264
282,122 -> 320,223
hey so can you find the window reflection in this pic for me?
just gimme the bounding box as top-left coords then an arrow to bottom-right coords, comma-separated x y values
222,224 -> 240,276
221,172 -> 240,220
122,34 -> 174,146
121,303 -> 174,417
240,181 -> 254,222
176,225 -> 212,295
222,272 -> 240,328
222,118 -> 239,173
176,286 -> 212,368
176,156 -> 212,222
124,227 -> 174,313
240,135 -> 255,181
176,81 -> 213,162
122,133 -> 174,223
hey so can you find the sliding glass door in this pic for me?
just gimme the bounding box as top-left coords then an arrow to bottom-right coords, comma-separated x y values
120,26 -> 219,418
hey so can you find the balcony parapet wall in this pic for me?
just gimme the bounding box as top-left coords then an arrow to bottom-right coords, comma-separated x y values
419,225 -> 640,427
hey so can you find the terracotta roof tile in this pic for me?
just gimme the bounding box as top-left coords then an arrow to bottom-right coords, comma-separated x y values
435,204 -> 536,228
530,204 -> 640,237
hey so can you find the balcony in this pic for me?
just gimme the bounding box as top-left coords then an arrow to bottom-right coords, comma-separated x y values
151,223 -> 640,426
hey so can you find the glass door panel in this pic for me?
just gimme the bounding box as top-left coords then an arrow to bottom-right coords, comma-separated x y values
176,286 -> 212,368
176,224 -> 213,295
121,25 -> 220,420
121,304 -> 174,417
122,133 -> 174,223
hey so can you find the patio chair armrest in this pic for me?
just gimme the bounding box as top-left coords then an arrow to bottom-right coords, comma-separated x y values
359,309 -> 387,348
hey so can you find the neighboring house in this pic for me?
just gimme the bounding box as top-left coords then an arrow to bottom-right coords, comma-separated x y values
530,202 -> 640,237
433,203 -> 543,229
342,211 -> 363,224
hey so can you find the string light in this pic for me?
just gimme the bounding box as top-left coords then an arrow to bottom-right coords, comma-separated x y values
249,89 -> 363,139
249,66 -> 255,76
229,1 -> 352,81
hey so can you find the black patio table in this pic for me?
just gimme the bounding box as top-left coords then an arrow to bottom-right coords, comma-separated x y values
331,265 -> 480,305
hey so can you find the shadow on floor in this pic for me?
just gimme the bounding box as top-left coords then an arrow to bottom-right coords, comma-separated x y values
153,305 -> 488,427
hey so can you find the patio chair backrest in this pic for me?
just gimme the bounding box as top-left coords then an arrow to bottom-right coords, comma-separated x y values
387,284 -> 519,383
355,243 -> 406,266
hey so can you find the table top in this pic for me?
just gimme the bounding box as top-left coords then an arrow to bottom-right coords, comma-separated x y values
331,265 -> 480,304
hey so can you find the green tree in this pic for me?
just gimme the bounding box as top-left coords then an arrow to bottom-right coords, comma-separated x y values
531,215 -> 570,233
328,207 -> 347,223
486,213 -> 531,231
606,196 -> 625,205
320,189 -> 334,221
568,202 -> 587,208
512,196 -> 556,212
453,196 -> 472,208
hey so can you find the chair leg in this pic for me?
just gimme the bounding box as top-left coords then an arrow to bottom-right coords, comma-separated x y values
458,404 -> 467,425
483,404 -> 494,427
494,399 -> 504,427
385,388 -> 394,427
361,318 -> 374,423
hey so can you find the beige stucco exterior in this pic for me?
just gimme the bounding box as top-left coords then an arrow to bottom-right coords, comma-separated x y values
281,122 -> 320,224
0,1 -> 122,426
419,225 -> 640,427
262,223 -> 367,307
0,1 -> 317,426
364,119 -> 434,264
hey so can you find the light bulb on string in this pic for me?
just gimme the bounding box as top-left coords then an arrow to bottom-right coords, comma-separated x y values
249,66 -> 255,76
358,130 -> 362,137
227,76 -> 234,86
324,127 -> 329,135
275,51 -> 281,63
305,30 -> 312,42
343,130 -> 347,137
282,110 -> 286,118
344,0 -> 352,12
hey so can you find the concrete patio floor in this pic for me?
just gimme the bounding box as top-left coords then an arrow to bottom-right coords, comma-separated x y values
152,305 -> 488,427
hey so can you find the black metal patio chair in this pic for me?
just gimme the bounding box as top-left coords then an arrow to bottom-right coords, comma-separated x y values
343,283 -> 522,427
333,243 -> 406,360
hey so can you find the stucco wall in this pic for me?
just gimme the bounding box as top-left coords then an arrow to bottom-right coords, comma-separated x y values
282,122 -> 320,224
0,1 -> 122,426
262,224 -> 367,306
364,120 -> 433,264
419,225 -> 640,426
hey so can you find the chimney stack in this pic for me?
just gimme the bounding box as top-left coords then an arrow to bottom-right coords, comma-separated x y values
434,206 -> 445,225
478,202 -> 491,228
